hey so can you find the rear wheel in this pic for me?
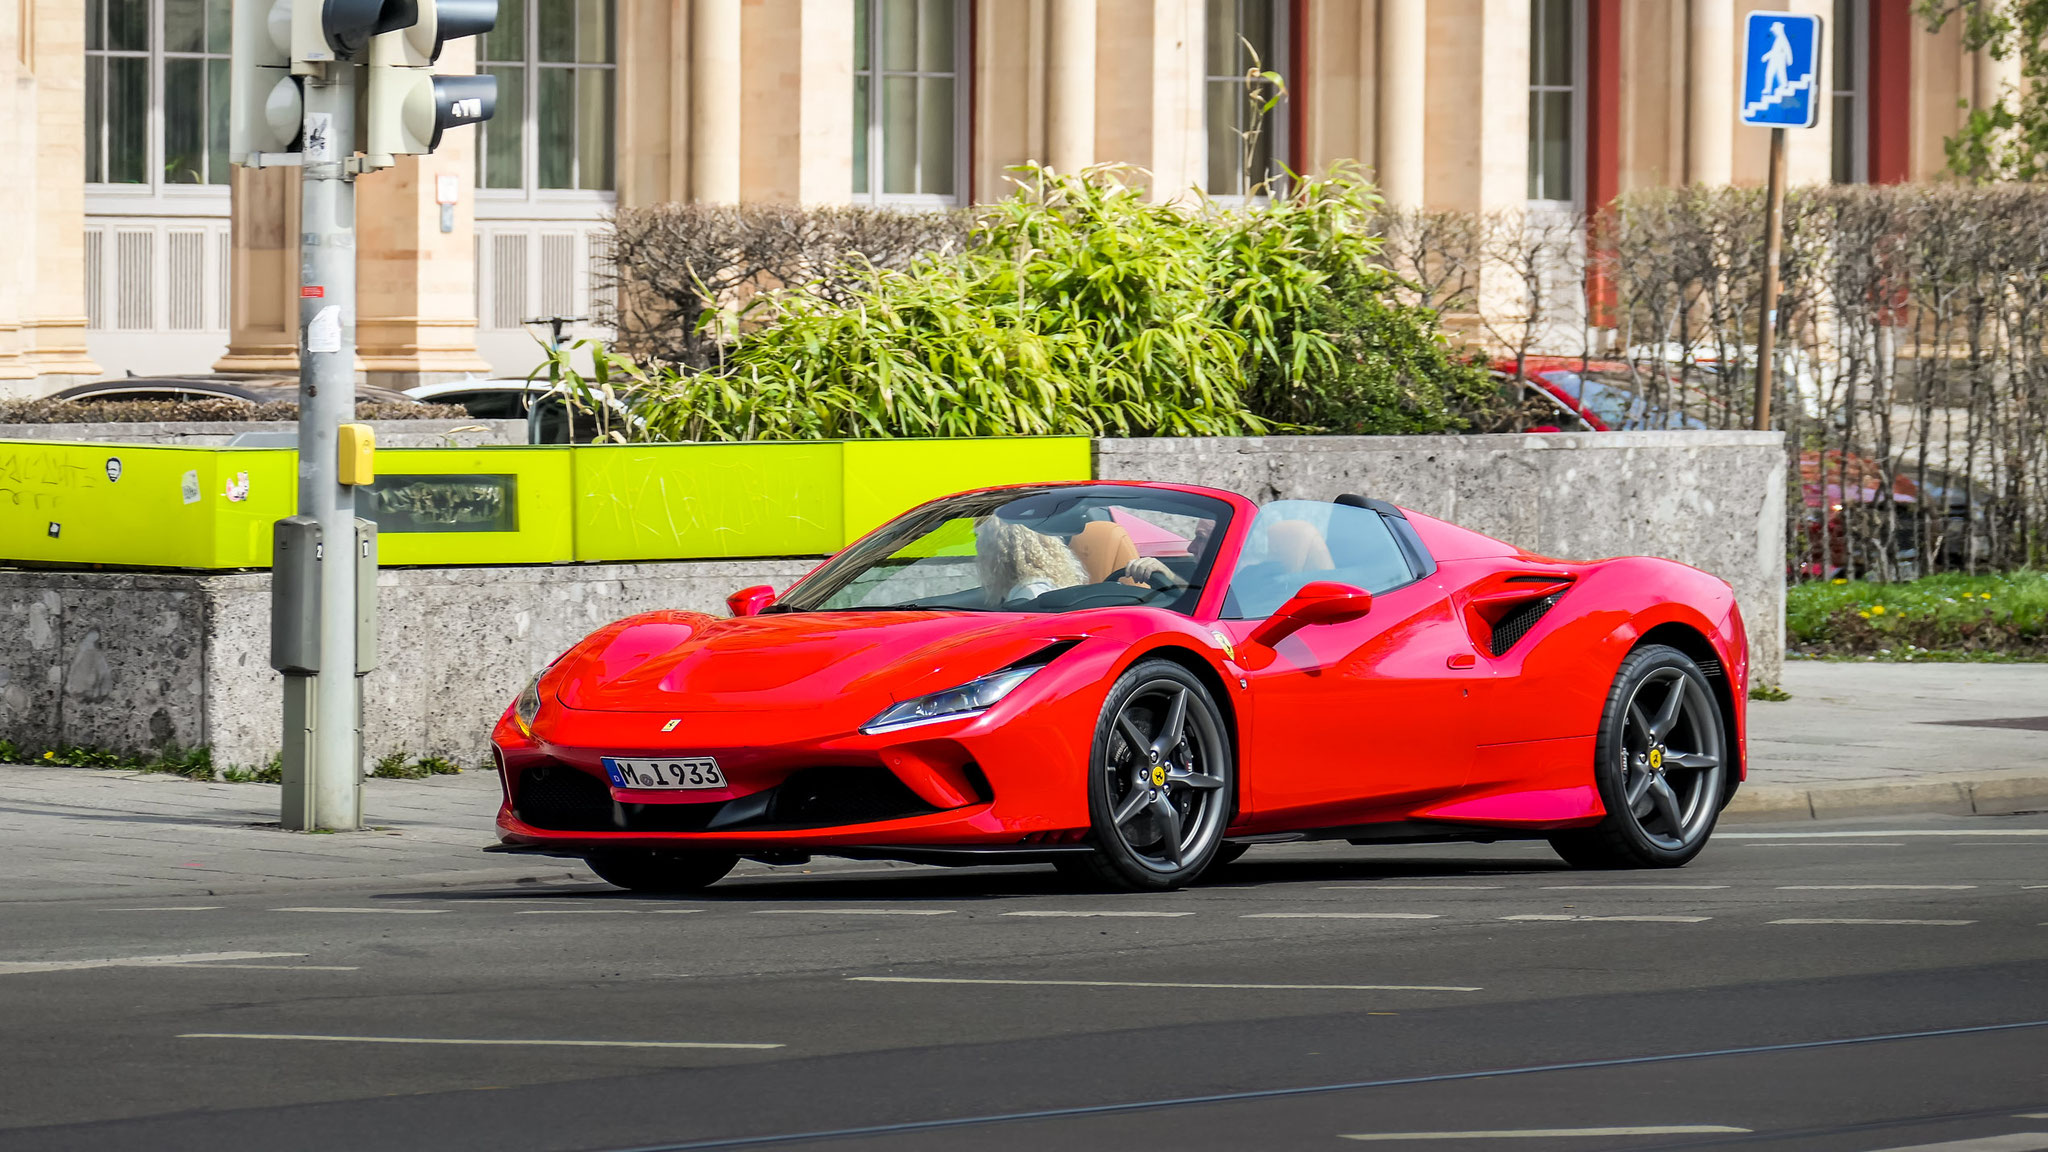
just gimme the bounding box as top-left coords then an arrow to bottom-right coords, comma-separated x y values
1549,645 -> 1728,869
585,850 -> 739,893
1064,660 -> 1234,891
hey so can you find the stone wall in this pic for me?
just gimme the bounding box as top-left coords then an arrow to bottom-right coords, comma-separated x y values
0,419 -> 523,447
1097,432 -> 1787,683
0,432 -> 1784,768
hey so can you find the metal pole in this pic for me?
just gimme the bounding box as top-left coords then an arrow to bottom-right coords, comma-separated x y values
1753,125 -> 1786,432
292,60 -> 361,831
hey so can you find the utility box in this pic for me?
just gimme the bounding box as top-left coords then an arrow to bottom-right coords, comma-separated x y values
355,517 -> 379,673
270,516 -> 322,674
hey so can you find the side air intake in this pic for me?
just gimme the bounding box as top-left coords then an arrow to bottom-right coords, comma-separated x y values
1489,593 -> 1561,656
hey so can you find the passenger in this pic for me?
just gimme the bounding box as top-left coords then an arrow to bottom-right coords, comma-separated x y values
975,517 -> 1089,605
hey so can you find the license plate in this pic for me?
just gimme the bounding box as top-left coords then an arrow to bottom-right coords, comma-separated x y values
602,756 -> 727,791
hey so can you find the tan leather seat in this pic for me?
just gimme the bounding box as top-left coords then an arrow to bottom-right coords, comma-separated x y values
1070,520 -> 1140,583
1268,519 -> 1334,573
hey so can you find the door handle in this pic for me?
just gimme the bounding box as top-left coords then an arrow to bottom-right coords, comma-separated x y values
1446,653 -> 1477,669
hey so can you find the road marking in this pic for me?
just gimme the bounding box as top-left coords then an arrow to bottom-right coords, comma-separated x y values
1540,885 -> 1729,891
272,907 -> 449,914
1322,885 -> 1505,891
753,909 -> 956,916
1502,915 -> 1712,923
1771,918 -> 1975,926
1242,912 -> 1440,920
1722,830 -> 2048,838
0,951 -> 304,975
2023,886 -> 2048,890
1778,884 -> 1977,891
103,906 -> 222,912
1739,842 -> 1905,847
1000,911 -> 1194,918
164,964 -> 360,971
1340,1126 -> 1751,1142
177,1032 -> 782,1050
847,976 -> 1482,992
1860,1136 -> 2048,1151
2015,1113 -> 2048,1118
517,909 -> 702,915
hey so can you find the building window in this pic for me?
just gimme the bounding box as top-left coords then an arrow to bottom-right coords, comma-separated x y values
86,0 -> 232,187
853,0 -> 967,204
1831,0 -> 1868,183
1527,0 -> 1583,203
478,0 -> 617,193
1204,0 -> 1288,197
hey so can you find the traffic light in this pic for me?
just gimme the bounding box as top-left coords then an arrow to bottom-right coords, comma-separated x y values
291,0 -> 416,65
228,0 -> 302,163
363,0 -> 497,166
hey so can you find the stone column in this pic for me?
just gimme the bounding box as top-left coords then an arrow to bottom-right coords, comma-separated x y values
28,0 -> 99,383
214,167 -> 304,374
1687,0 -> 1734,185
0,4 -> 36,392
1783,0 -> 1833,185
1046,0 -> 1096,174
1376,0 -> 1426,206
692,0 -> 742,203
1974,31 -> 2023,115
737,0 -> 852,205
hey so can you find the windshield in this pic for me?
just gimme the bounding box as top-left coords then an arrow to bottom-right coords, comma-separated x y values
773,485 -> 1235,615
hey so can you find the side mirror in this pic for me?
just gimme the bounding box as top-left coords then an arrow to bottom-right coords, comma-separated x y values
1247,581 -> 1372,649
726,585 -> 777,618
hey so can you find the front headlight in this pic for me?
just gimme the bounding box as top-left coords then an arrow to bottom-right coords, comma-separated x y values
861,666 -> 1041,735
514,670 -> 545,736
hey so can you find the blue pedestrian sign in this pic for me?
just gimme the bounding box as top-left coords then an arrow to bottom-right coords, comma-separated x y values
1741,11 -> 1823,128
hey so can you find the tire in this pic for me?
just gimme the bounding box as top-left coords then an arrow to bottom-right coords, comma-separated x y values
1549,644 -> 1729,869
1065,660 -> 1235,891
586,850 -> 739,893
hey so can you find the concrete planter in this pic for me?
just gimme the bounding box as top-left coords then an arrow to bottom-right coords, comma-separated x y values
0,431 -> 1784,769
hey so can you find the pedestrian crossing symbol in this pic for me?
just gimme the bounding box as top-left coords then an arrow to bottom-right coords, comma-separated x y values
1740,10 -> 1822,128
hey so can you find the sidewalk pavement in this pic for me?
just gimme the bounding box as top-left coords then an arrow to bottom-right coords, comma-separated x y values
1,663 -> 2042,901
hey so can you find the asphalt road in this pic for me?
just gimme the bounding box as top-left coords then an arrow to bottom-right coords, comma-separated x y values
2,815 -> 2045,1152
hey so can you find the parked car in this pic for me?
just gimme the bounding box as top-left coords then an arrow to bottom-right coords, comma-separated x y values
1798,449 -> 1978,578
492,480 -> 1749,893
1492,358 -> 1719,432
51,374 -> 420,407
405,378 -> 638,444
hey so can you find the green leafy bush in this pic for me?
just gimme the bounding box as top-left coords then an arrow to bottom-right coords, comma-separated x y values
560,166 -> 1492,441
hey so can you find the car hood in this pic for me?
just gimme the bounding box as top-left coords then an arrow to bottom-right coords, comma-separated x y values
552,609 -> 1077,717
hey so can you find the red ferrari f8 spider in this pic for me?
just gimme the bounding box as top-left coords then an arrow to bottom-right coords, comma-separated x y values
490,481 -> 1748,891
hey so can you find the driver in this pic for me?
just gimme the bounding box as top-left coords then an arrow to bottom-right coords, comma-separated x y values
975,516 -> 1089,605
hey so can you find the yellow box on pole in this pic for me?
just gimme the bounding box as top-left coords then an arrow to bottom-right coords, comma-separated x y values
337,423 -> 376,485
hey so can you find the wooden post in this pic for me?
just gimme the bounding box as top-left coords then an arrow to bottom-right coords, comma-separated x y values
1753,126 -> 1786,431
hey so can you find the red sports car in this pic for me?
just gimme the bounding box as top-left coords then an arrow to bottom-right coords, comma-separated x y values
490,482 -> 1748,892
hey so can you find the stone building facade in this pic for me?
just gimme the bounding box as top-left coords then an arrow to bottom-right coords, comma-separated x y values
0,0 -> 2021,395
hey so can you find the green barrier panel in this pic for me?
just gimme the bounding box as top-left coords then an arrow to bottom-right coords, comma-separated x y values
364,447 -> 575,565
840,438 -> 1093,544
572,442 -> 846,561
0,442 -> 293,568
2,436 -> 1096,568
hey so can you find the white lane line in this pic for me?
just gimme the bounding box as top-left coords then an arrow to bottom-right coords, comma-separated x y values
847,976 -> 1482,992
2013,1113 -> 2048,1118
164,964 -> 361,971
1322,885 -> 1505,891
103,906 -> 222,912
2022,886 -> 2048,890
1860,1135 -> 2048,1151
516,909 -> 702,915
272,907 -> 449,915
753,909 -> 956,916
0,951 -> 304,975
1242,912 -> 1441,920
1540,885 -> 1729,891
1778,884 -> 1977,891
177,1032 -> 783,1050
1000,911 -> 1194,918
1502,915 -> 1712,923
1341,1126 -> 1750,1141
1771,918 -> 1976,926
1739,842 -> 1906,847
1722,830 -> 2048,838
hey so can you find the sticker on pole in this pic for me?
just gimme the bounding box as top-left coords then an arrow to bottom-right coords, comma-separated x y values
304,112 -> 334,161
306,305 -> 342,354
1740,11 -> 1822,128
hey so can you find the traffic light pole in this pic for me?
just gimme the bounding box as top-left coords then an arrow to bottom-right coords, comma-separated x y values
289,59 -> 362,831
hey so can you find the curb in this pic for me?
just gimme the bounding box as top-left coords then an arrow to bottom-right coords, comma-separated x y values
1723,771 -> 2048,823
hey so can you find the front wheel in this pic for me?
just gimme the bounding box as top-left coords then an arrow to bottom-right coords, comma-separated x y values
1065,660 -> 1234,891
586,850 -> 739,893
1549,644 -> 1728,869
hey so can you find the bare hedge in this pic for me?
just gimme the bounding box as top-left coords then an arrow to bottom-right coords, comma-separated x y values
0,398 -> 467,424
